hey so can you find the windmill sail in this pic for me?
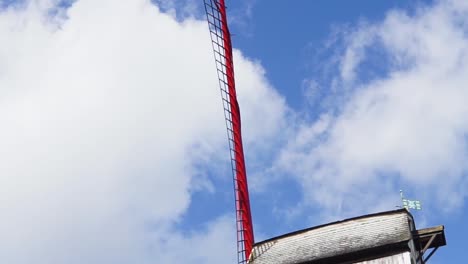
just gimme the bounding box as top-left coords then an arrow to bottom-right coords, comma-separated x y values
203,1 -> 255,263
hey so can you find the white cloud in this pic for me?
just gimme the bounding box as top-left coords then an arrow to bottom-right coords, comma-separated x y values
274,0 -> 468,219
0,0 -> 287,263
5,0 -> 467,260
156,215 -> 237,263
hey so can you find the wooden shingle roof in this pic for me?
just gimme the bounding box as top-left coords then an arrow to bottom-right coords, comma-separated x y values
248,210 -> 413,264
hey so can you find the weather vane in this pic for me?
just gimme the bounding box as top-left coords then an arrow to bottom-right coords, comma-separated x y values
400,190 -> 422,211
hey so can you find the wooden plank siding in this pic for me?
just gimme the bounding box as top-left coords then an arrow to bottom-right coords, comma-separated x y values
355,252 -> 411,264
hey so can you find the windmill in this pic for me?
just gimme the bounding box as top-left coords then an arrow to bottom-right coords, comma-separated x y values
202,2 -> 447,264
203,1 -> 254,263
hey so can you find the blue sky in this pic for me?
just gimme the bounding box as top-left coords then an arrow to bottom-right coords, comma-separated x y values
232,1 -> 422,106
0,0 -> 466,263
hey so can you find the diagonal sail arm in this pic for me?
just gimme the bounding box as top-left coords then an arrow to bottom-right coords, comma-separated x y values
203,1 -> 255,263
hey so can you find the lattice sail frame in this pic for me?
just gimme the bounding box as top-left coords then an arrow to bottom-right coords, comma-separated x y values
203,1 -> 255,263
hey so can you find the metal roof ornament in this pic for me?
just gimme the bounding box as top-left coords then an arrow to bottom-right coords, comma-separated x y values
400,190 -> 422,211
